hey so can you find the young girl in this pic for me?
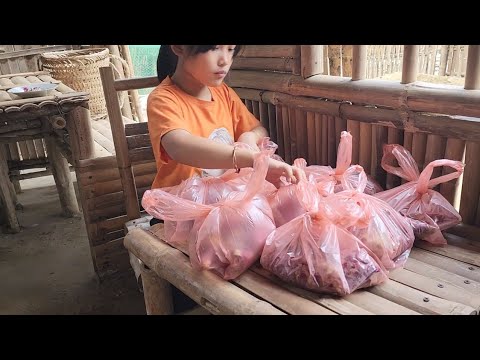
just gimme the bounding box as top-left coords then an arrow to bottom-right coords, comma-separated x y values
147,45 -> 304,312
148,45 -> 304,192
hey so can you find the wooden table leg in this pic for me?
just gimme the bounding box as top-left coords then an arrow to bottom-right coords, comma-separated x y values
141,264 -> 174,315
0,146 -> 20,233
65,106 -> 94,161
44,136 -> 80,217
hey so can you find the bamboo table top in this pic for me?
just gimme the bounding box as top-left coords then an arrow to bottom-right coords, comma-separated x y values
125,218 -> 480,315
0,71 -> 89,122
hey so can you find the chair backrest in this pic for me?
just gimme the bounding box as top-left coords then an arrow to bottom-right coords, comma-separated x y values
99,66 -> 159,221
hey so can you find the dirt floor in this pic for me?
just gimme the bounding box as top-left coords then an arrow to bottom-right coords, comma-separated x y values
0,173 -> 146,315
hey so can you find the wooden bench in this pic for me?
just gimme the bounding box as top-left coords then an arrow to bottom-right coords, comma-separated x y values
99,46 -> 480,315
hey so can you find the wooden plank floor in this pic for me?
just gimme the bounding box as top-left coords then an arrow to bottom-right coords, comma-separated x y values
125,219 -> 480,315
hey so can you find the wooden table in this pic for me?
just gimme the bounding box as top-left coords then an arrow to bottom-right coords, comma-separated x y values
125,218 -> 480,315
0,71 -> 94,232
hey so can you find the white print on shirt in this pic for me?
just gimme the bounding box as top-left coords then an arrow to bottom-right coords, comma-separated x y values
201,127 -> 234,178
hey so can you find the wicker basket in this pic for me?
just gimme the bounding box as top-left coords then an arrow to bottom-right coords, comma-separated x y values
41,48 -> 110,116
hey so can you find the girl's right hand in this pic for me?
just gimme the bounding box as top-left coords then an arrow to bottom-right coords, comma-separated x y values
266,158 -> 307,188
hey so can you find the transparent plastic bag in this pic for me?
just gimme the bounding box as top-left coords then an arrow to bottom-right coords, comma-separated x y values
376,144 -> 464,245
261,180 -> 387,296
142,149 -> 276,280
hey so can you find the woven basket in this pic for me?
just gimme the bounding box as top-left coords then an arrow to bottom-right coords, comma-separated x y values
41,48 -> 110,116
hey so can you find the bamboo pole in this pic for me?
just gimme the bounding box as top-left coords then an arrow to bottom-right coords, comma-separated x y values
300,46 -> 324,79
140,264 -> 174,315
439,45 -> 449,76
44,136 -> 80,217
0,145 -> 20,232
306,112 -> 316,165
359,122 -> 372,172
374,126 -> 388,187
342,45 -> 352,77
295,109 -> 307,160
314,113 -> 322,165
107,45 -> 133,120
275,106 -> 285,159
347,120 -> 360,165
386,128 -> 404,189
228,70 -> 480,119
352,46 -> 367,81
328,46 -> 342,76
440,138 -> 465,206
65,107 -> 94,161
100,66 -> 141,220
282,106 -> 291,164
120,45 -> 145,123
401,45 -> 419,84
460,45 -> 480,225
424,134 -> 447,188
288,108 -> 297,161
321,114 -> 328,165
464,45 -> 480,90
259,102 -> 269,133
412,133 -> 428,171
267,104 -> 277,144
327,115 -> 336,167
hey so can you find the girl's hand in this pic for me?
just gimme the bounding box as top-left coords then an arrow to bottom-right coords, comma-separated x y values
266,158 -> 307,188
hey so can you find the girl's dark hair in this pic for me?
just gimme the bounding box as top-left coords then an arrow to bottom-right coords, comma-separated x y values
156,45 -> 243,82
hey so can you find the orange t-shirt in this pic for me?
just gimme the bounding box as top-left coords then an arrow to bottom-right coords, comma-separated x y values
147,77 -> 261,189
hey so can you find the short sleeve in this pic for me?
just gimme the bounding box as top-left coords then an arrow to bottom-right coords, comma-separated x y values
147,90 -> 187,165
227,86 -> 261,140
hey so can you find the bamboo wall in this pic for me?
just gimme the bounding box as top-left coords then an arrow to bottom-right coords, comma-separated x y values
326,45 -> 469,79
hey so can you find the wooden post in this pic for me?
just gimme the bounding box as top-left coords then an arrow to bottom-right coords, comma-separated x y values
0,145 -> 20,232
464,45 -> 480,90
352,46 -> 367,81
65,107 -> 95,161
300,46 -> 324,79
141,264 -> 174,315
401,45 -> 419,84
45,136 -> 80,217
100,66 -> 141,220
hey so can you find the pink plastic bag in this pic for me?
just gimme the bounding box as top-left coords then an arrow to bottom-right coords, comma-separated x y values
376,144 -> 464,245
307,131 -> 383,195
142,150 -> 276,280
145,139 -> 276,252
267,158 -> 312,226
261,180 -> 387,296
335,170 -> 415,269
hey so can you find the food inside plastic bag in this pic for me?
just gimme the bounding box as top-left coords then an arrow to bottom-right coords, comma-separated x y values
261,181 -> 387,296
335,170 -> 415,269
267,158 -> 311,226
305,131 -> 383,195
142,149 -> 276,280
376,144 -> 464,245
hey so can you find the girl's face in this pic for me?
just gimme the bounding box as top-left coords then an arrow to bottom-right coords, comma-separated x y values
179,45 -> 237,87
